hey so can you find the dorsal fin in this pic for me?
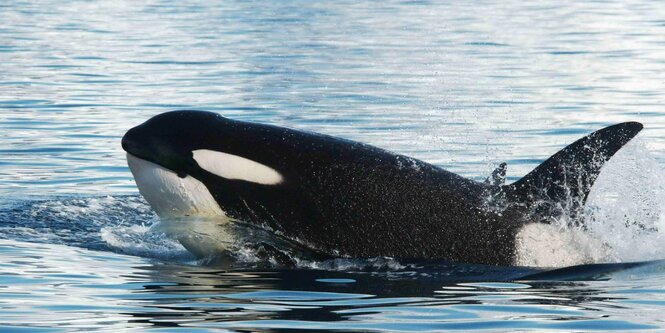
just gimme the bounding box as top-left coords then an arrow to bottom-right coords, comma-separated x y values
506,122 -> 643,221
485,162 -> 507,186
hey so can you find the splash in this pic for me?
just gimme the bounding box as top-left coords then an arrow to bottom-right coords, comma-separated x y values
515,138 -> 665,267
0,196 -> 154,249
490,136 -> 665,268
100,224 -> 193,261
585,138 -> 665,262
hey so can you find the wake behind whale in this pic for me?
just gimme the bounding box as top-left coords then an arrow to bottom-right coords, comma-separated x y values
121,110 -> 643,267
5,193 -> 665,283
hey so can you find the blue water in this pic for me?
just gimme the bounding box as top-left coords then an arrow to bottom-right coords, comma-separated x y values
2,0 -> 665,331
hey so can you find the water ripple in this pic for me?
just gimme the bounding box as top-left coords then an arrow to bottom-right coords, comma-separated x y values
2,0 -> 665,331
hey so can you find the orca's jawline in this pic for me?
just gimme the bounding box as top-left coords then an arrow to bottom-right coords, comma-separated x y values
126,153 -> 225,219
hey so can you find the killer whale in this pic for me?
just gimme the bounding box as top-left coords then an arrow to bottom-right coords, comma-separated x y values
122,110 -> 642,266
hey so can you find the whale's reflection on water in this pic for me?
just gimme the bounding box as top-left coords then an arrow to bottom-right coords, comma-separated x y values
150,216 -> 237,259
0,239 -> 662,331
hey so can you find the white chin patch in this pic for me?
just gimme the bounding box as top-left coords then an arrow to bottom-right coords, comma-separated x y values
126,153 -> 225,219
514,223 -> 610,268
192,149 -> 283,185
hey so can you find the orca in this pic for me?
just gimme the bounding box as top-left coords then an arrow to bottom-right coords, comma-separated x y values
121,110 -> 642,266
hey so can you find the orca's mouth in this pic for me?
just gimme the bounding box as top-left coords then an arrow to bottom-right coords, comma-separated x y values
125,152 -> 226,219
125,152 -> 166,171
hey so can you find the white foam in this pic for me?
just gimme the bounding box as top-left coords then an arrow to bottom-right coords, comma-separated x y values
584,138 -> 665,262
514,223 -> 610,267
100,224 -> 193,260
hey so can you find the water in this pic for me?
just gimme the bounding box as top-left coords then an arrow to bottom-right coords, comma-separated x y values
2,0 -> 665,331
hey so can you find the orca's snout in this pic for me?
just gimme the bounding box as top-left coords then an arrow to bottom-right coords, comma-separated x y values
121,125 -> 158,165
121,126 -> 141,156
121,118 -> 198,178
122,111 -> 237,178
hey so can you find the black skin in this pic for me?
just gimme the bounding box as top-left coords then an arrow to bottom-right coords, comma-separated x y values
122,111 -> 642,266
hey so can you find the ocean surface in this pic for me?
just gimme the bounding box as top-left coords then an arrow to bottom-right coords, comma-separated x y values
2,0 -> 665,331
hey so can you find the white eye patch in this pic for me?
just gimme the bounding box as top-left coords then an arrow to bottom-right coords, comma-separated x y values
192,149 -> 283,185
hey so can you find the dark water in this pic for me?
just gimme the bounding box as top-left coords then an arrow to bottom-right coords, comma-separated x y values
2,0 -> 665,331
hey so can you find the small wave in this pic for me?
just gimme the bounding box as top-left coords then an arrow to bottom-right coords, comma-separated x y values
0,195 -> 155,250
100,224 -> 193,261
0,196 -> 409,270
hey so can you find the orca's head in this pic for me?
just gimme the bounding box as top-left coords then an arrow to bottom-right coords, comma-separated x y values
122,110 -> 286,219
